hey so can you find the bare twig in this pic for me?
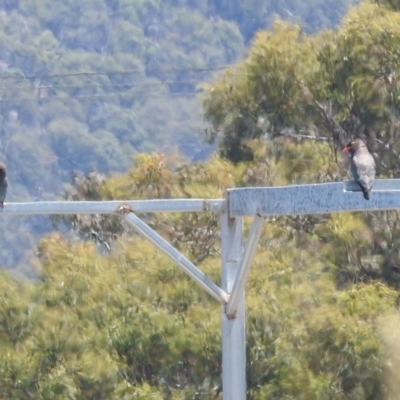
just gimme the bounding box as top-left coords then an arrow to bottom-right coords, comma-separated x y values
270,130 -> 332,141
371,137 -> 400,158
300,83 -> 346,142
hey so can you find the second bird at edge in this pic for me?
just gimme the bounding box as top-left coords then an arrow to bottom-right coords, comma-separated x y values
0,162 -> 8,208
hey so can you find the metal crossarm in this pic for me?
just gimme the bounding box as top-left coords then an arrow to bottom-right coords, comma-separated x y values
0,199 -> 224,215
227,179 -> 400,217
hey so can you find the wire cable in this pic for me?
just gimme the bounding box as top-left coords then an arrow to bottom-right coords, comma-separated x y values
0,65 -> 230,81
0,92 -> 197,103
0,79 -> 204,93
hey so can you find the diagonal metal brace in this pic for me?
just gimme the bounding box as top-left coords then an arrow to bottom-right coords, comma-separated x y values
123,210 -> 229,304
225,215 -> 265,318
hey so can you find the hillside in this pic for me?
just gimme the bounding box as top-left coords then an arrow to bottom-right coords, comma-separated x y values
0,0 -> 359,269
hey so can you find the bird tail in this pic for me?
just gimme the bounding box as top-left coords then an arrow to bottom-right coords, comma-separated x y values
357,182 -> 370,200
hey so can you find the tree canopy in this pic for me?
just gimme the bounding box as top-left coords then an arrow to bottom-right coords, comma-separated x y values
2,148 -> 400,398
203,2 -> 400,174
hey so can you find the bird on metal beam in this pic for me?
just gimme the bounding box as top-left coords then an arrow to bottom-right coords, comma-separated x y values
342,139 -> 376,200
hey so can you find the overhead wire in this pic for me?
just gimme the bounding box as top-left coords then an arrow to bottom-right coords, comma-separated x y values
0,79 -> 204,92
0,92 -> 198,103
0,66 -> 224,102
0,65 -> 230,81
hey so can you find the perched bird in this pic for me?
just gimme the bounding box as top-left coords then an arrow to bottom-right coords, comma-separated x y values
0,162 -> 8,208
342,139 -> 376,200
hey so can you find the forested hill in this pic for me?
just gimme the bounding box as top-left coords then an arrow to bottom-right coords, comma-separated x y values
0,0 -> 351,198
0,0 -> 359,269
0,0 -> 359,195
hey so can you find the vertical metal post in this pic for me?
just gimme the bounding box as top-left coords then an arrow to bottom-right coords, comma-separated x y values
226,216 -> 265,318
221,206 -> 246,400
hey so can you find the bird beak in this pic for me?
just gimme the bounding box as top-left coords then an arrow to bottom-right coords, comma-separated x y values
342,147 -> 349,153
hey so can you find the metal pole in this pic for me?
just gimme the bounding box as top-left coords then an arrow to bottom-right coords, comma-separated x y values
220,205 -> 246,400
226,215 -> 264,318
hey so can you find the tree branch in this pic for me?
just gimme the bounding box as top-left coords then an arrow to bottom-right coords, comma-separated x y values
270,130 -> 332,141
301,83 -> 346,143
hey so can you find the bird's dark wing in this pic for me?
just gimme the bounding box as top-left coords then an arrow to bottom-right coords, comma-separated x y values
0,178 -> 8,203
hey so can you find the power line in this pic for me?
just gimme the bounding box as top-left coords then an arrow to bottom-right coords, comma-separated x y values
0,79 -> 204,93
0,65 -> 230,81
0,92 -> 197,103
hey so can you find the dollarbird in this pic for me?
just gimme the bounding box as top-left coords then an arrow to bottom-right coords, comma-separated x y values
0,162 -> 8,208
342,139 -> 376,200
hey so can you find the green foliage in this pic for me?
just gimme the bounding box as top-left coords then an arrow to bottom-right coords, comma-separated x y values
203,2 -> 400,172
0,145 -> 398,397
202,21 -> 321,162
190,0 -> 360,41
374,0 -> 400,11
